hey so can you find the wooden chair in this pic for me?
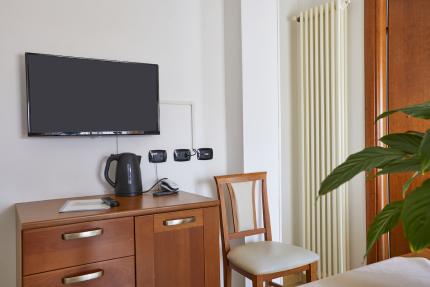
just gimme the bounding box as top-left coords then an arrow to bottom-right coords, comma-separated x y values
214,172 -> 319,287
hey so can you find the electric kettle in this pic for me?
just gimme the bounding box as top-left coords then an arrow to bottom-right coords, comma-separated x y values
104,153 -> 143,196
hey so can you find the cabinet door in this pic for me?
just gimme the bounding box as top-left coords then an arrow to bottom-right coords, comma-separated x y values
135,207 -> 220,287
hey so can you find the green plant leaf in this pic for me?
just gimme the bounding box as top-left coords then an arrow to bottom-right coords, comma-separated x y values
376,101 -> 430,121
401,180 -> 430,252
380,133 -> 423,154
375,156 -> 421,176
366,200 -> 403,256
319,147 -> 405,196
402,172 -> 419,197
405,131 -> 425,137
419,129 -> 430,172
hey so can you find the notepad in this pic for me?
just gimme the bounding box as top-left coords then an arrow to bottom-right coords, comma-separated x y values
59,199 -> 110,213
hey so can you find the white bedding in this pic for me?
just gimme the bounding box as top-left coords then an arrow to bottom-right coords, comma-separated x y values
303,257 -> 430,287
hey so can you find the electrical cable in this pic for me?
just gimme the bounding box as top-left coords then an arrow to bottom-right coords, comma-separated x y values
115,135 -> 119,154
142,177 -> 167,193
155,163 -> 159,181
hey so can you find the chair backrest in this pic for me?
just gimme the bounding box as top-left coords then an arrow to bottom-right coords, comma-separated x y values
214,172 -> 272,254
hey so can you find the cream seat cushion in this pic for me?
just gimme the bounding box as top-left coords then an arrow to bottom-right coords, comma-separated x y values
227,241 -> 319,275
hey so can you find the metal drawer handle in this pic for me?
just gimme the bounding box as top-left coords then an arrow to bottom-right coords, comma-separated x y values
62,270 -> 104,284
62,228 -> 103,240
163,216 -> 196,226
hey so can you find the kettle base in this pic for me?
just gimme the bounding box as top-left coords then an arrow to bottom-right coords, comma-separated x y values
115,191 -> 142,197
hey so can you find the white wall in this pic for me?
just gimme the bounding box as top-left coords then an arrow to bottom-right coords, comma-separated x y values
224,0 -> 246,286
241,0 -> 281,242
240,0 -> 282,285
278,0 -> 366,270
346,0 -> 366,270
279,0 -> 302,249
0,0 -> 244,286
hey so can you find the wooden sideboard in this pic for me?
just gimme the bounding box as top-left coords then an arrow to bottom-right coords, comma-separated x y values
15,192 -> 220,287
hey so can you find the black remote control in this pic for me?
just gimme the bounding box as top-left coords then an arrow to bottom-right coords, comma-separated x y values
101,197 -> 120,207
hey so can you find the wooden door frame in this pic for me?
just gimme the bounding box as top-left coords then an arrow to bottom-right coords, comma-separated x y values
365,0 -> 390,264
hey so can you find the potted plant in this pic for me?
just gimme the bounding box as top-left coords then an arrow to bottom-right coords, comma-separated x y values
319,101 -> 430,255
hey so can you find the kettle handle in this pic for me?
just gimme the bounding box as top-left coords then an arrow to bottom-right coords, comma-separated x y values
104,154 -> 119,187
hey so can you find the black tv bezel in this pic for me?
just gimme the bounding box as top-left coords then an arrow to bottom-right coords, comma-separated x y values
25,52 -> 160,137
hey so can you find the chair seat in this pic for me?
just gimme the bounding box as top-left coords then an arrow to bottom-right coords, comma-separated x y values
227,241 -> 319,275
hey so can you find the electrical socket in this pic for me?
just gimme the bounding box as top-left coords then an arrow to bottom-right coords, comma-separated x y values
148,150 -> 167,163
197,148 -> 213,160
174,149 -> 191,161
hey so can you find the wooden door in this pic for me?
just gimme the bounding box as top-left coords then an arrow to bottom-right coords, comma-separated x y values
135,207 -> 220,287
388,0 -> 430,257
366,0 -> 430,261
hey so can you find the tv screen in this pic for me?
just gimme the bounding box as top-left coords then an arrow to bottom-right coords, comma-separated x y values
25,53 -> 160,136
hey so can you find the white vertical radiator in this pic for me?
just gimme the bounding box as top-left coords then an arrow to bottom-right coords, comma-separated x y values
298,0 -> 349,278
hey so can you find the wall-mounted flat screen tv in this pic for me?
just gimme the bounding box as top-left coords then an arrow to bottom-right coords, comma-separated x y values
26,53 -> 160,136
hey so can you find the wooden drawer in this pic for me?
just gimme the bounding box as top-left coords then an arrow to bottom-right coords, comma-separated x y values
22,217 -> 134,275
153,209 -> 203,233
23,256 -> 135,287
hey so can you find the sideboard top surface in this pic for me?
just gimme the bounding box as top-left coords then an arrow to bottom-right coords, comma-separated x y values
16,191 -> 219,230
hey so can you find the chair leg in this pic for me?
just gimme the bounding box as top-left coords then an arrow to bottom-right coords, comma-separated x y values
306,262 -> 318,282
224,265 -> 232,287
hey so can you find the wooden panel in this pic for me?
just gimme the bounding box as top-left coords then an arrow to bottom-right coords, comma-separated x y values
153,224 -> 205,287
135,215 -> 155,287
15,192 -> 218,230
388,0 -> 430,257
16,209 -> 22,287
153,209 -> 203,233
23,256 -> 135,287
22,217 -> 134,275
365,0 -> 378,264
364,0 -> 390,263
214,171 -> 267,185
229,228 -> 266,239
375,0 -> 390,262
204,207 -> 220,287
